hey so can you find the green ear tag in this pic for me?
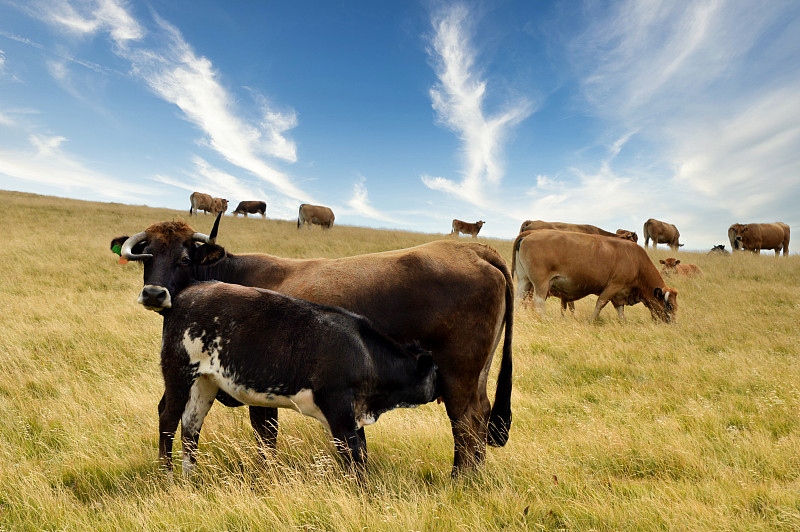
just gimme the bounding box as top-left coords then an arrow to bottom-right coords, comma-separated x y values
111,244 -> 122,256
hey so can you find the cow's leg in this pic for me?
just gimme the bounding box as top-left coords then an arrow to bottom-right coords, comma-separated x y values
318,397 -> 366,476
590,295 -> 611,321
159,382 -> 192,474
567,300 -> 576,316
180,376 -> 218,477
613,303 -> 625,321
249,406 -> 279,450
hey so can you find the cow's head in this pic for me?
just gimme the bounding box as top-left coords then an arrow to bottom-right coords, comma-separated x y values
111,214 -> 226,312
477,220 -> 485,228
659,258 -> 680,275
651,287 -> 678,323
616,229 -> 638,243
729,223 -> 747,249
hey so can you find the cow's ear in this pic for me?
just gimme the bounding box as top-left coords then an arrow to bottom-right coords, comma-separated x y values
193,243 -> 226,266
110,236 -> 128,255
110,235 -> 146,256
416,352 -> 435,375
674,259 -> 681,265
654,287 -> 664,299
659,260 -> 665,264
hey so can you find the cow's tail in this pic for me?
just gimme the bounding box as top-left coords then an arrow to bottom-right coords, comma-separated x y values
510,230 -> 532,280
487,251 -> 514,447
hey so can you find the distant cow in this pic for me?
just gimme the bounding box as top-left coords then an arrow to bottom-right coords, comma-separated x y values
708,245 -> 729,255
518,220 -> 637,242
189,192 -> 214,216
298,204 -> 335,229
451,219 -> 485,238
728,223 -> 790,256
615,229 -> 639,243
512,229 -> 678,322
643,218 -> 683,250
659,257 -> 703,277
157,281 -> 437,477
212,197 -> 228,216
232,201 -> 267,218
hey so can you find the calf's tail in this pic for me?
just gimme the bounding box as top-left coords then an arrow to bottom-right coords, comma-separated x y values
487,254 -> 514,447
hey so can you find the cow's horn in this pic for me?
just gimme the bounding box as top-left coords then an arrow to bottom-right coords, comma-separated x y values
209,212 -> 221,244
120,231 -> 153,261
191,232 -> 213,244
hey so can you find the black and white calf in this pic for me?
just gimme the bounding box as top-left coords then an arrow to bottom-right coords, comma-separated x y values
158,281 -> 438,477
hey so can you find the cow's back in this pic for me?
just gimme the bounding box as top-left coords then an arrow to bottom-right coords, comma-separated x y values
517,230 -> 646,297
269,240 -> 508,343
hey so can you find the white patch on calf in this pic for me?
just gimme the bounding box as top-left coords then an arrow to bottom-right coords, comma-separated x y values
181,329 -> 331,433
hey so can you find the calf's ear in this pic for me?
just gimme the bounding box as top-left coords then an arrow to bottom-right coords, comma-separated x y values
675,259 -> 681,265
659,260 -> 665,265
193,243 -> 226,266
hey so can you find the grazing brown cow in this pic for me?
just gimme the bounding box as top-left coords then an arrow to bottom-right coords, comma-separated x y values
189,192 -> 214,216
728,223 -> 790,256
518,220 -> 637,242
112,215 -> 513,474
659,258 -> 704,277
232,201 -> 267,218
642,218 -> 683,250
512,229 -> 678,322
298,204 -> 335,229
451,219 -> 485,238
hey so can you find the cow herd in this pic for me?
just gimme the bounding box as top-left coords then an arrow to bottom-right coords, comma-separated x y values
113,209 -> 790,480
190,192 -> 336,230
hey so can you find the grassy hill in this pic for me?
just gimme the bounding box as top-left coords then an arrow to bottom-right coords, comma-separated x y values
1,189 -> 799,530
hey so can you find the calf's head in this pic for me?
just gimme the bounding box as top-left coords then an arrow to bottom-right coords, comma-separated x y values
110,215 -> 225,311
659,258 -> 680,275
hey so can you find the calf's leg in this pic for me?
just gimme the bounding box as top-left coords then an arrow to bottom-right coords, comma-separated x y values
249,406 -> 279,450
180,376 -> 218,477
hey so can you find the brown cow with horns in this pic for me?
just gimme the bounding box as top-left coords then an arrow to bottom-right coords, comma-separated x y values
111,214 -> 514,474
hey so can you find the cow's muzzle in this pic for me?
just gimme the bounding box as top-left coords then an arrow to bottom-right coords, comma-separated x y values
139,285 -> 172,311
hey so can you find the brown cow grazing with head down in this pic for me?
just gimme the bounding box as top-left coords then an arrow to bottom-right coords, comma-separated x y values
728,223 -> 790,256
643,218 -> 683,250
518,220 -> 637,242
158,281 -> 438,478
111,214 -> 513,474
298,204 -> 335,229
512,229 -> 678,322
232,201 -> 267,218
659,257 -> 703,277
451,219 -> 485,238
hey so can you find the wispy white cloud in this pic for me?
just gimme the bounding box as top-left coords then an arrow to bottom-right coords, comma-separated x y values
558,0 -> 800,238
26,0 -> 311,203
344,176 -> 402,224
422,3 -> 533,204
0,131 -> 154,202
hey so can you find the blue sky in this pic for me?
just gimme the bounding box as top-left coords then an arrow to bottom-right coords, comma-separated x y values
1,0 -> 799,250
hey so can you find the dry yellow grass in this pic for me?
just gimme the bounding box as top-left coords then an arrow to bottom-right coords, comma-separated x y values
1,189 -> 799,530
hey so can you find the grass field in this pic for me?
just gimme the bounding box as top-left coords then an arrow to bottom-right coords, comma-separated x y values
1,189 -> 799,531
